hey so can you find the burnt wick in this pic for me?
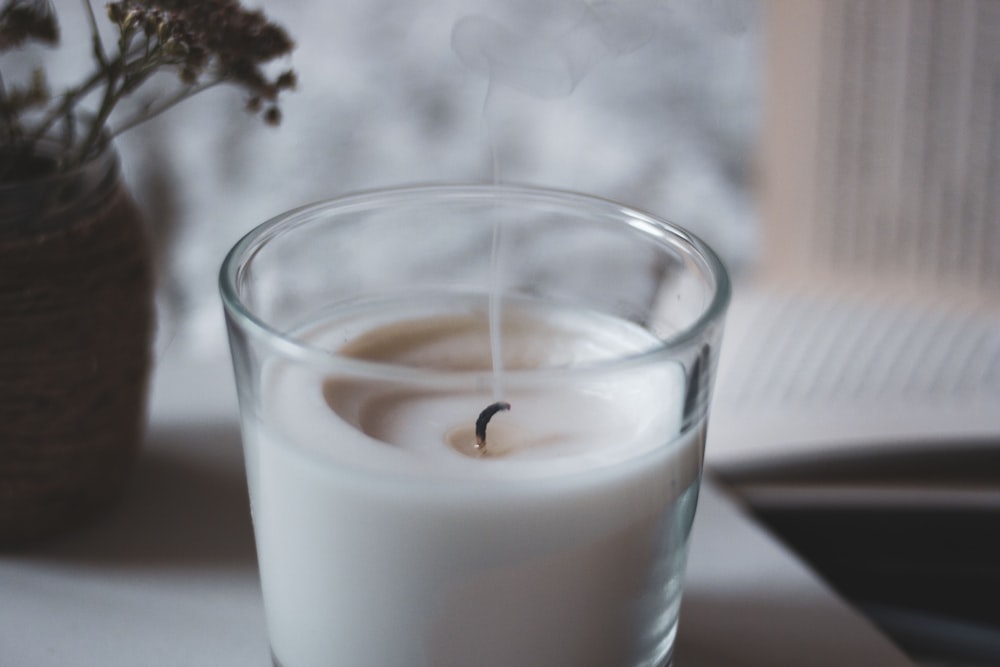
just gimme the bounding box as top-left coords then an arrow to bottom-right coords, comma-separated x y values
475,401 -> 511,452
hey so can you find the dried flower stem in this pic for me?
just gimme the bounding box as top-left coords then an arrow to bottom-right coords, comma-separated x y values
109,78 -> 221,138
81,0 -> 107,68
23,67 -> 106,149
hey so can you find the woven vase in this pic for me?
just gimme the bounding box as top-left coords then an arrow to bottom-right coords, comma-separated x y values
0,135 -> 154,545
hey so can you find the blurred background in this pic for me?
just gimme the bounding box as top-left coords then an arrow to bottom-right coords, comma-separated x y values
28,0 -> 759,354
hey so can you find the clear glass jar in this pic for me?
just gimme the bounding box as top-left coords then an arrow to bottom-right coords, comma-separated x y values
221,185 -> 730,667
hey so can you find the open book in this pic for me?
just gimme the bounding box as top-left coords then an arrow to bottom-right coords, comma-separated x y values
713,0 -> 1000,470
708,283 -> 1000,468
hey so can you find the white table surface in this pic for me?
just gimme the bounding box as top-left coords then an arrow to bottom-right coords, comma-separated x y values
0,348 -> 916,666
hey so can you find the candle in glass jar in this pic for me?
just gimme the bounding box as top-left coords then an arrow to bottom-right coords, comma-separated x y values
244,294 -> 703,667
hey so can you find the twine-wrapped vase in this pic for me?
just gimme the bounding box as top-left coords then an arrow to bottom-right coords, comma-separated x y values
0,137 -> 154,545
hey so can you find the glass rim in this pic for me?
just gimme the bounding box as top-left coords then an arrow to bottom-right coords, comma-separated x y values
219,183 -> 731,384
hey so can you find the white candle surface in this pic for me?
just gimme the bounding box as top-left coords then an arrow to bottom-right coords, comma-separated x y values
244,295 -> 704,667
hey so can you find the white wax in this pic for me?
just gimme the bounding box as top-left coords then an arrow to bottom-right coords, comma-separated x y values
244,296 -> 703,667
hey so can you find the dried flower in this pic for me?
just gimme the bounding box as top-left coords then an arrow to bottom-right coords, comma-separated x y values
0,0 -> 58,50
276,70 -> 297,91
0,0 -> 296,174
